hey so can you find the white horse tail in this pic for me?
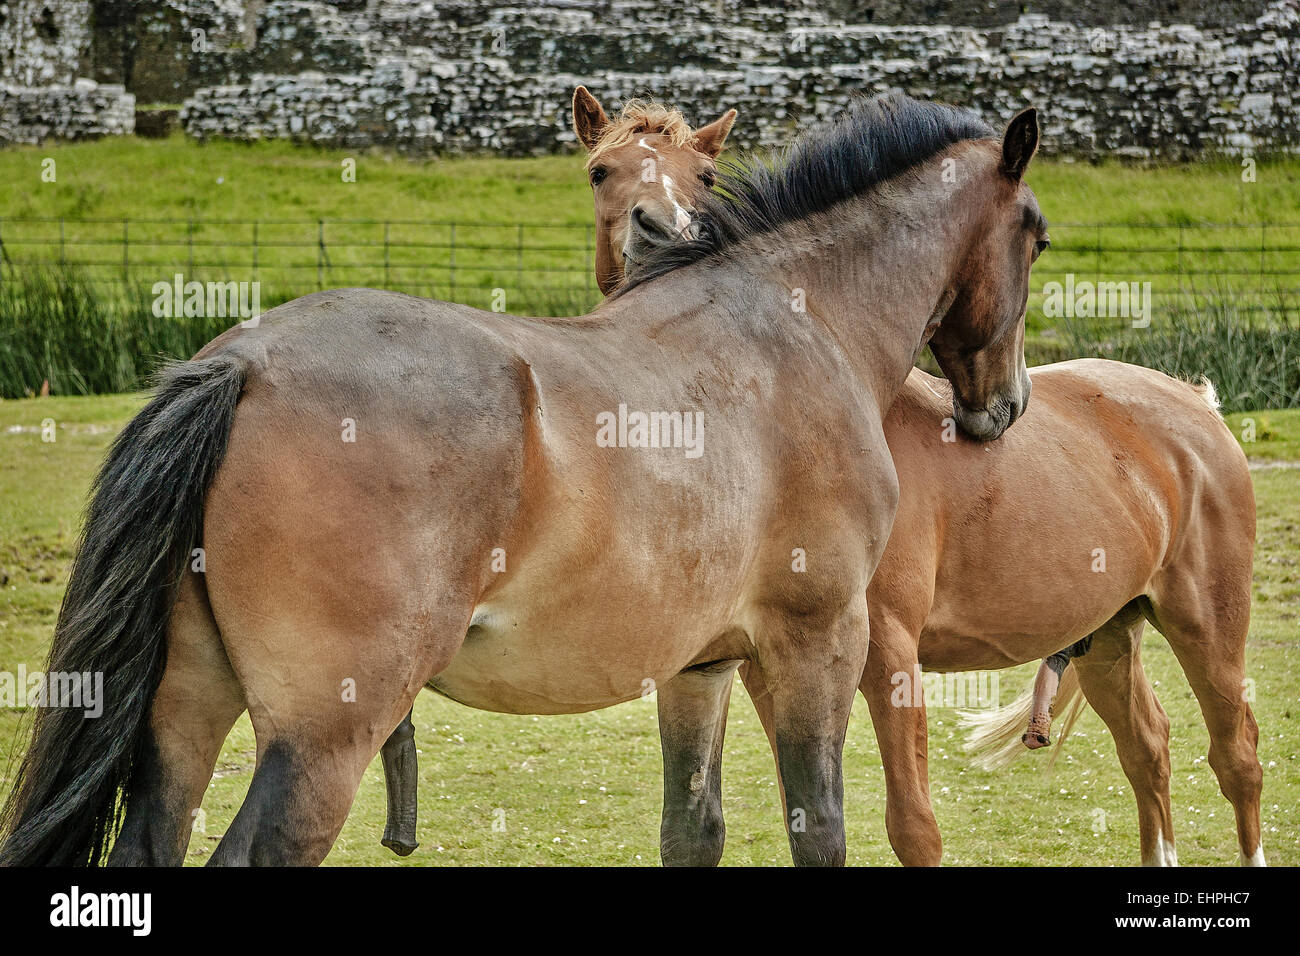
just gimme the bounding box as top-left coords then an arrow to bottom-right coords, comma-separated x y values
959,663 -> 1087,771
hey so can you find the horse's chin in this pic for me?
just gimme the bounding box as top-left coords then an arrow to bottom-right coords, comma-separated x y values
952,397 -> 1013,442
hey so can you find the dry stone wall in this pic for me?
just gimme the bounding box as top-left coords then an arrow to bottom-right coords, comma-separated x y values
1,1 -> 1297,156
0,0 -> 135,144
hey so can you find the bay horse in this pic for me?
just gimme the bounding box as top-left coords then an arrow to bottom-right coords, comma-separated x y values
579,94 -> 1263,867
379,88 -> 739,856
0,93 -> 1042,867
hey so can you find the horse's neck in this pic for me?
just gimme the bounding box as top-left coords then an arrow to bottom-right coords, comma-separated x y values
770,193 -> 964,418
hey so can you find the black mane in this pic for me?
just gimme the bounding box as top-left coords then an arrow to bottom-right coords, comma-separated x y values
616,93 -> 994,293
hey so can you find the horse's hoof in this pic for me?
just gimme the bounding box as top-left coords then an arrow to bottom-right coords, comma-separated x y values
382,836 -> 419,857
1021,731 -> 1050,750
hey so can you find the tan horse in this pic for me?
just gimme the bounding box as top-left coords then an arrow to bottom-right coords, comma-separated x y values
0,93 -> 1042,867
587,95 -> 1263,867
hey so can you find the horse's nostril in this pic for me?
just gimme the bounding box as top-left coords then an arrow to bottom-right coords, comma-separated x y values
631,205 -> 673,241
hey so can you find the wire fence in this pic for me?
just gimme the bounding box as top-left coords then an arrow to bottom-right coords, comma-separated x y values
0,216 -> 605,315
2,217 -> 1299,317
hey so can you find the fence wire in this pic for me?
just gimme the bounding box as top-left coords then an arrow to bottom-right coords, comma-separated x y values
2,217 -> 1298,315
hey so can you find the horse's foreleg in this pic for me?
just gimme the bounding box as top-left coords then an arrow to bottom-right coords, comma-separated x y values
753,599 -> 870,867
861,613 -> 941,866
1071,606 -> 1176,866
656,663 -> 738,866
380,709 -> 420,856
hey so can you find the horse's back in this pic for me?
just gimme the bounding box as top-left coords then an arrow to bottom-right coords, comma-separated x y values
1029,357 -> 1252,528
891,358 -> 1252,669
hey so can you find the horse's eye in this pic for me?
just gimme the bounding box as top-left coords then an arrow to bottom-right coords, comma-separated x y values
590,167 -> 607,186
1034,237 -> 1050,257
698,170 -> 716,188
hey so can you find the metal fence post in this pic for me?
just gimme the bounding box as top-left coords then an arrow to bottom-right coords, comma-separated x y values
123,219 -> 130,283
1261,222 -> 1268,297
317,219 -> 325,290
1176,224 -> 1184,289
252,221 -> 259,280
188,218 -> 195,277
449,223 -> 456,301
383,221 -> 390,288
517,223 -> 524,291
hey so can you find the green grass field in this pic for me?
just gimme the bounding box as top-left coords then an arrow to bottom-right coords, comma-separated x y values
4,135 -> 1299,228
2,136 -> 1299,322
1,394 -> 1295,866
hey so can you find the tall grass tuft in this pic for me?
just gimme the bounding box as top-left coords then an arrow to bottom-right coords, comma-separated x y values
0,269 -> 236,399
0,268 -> 599,399
1057,295 -> 1300,413
4,268 -> 1298,410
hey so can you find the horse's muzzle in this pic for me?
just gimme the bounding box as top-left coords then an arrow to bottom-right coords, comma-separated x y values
952,376 -> 1031,442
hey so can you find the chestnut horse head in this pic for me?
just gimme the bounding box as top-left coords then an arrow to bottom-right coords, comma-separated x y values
572,86 -> 736,293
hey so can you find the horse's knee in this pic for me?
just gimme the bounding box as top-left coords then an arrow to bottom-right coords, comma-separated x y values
1210,743 -> 1263,803
789,825 -> 846,867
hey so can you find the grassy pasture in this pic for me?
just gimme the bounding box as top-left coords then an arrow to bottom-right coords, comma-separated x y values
0,394 -> 1295,866
1,136 -> 1299,322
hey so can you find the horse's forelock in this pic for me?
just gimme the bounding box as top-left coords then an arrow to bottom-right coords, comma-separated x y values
585,100 -> 697,169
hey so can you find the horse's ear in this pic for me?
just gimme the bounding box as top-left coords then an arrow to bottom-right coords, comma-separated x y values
1000,107 -> 1039,181
573,86 -> 611,152
691,108 -> 738,158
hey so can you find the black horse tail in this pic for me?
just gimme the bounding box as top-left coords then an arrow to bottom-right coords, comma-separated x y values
0,356 -> 245,866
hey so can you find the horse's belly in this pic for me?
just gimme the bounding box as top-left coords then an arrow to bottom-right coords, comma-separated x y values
917,580 -> 1138,671
917,625 -> 1090,671
427,596 -> 732,715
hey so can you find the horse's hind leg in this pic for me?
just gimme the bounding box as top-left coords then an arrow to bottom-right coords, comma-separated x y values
204,563 -> 469,866
1148,568 -> 1264,866
657,662 -> 738,866
1070,604 -> 1175,866
108,570 -> 246,866
208,675 -> 429,866
380,709 -> 420,856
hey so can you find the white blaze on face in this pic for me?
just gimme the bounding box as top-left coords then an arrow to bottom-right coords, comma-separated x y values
660,174 -> 694,234
637,137 -> 693,235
